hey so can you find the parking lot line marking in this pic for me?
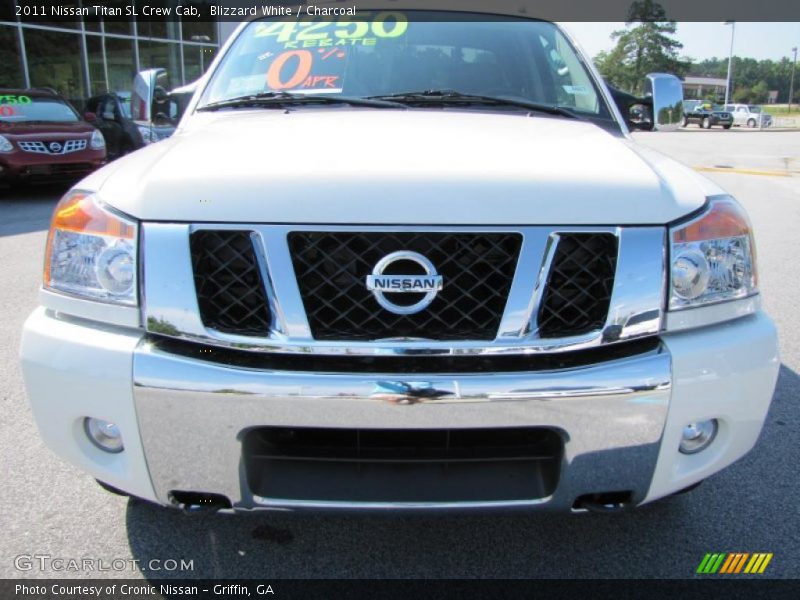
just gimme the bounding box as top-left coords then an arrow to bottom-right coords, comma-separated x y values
694,166 -> 792,177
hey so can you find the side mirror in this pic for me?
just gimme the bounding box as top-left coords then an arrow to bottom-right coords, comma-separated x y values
607,85 -> 653,131
606,73 -> 684,132
132,68 -> 168,123
645,73 -> 683,131
153,86 -> 168,104
84,111 -> 97,122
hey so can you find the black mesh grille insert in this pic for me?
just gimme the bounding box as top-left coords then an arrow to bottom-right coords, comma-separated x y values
190,230 -> 271,336
288,232 -> 522,341
537,233 -> 618,338
243,427 -> 562,503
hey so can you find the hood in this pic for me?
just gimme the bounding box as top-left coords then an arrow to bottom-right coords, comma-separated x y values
2,120 -> 95,137
87,109 -> 716,225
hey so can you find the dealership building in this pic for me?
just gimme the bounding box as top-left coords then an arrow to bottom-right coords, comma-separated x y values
0,1 -> 226,104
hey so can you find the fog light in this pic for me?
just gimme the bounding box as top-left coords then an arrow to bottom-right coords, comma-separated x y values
679,419 -> 718,454
84,417 -> 124,453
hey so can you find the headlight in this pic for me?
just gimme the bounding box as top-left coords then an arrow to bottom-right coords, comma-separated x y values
0,134 -> 14,153
90,129 -> 106,150
136,124 -> 153,144
669,196 -> 757,310
44,191 -> 137,305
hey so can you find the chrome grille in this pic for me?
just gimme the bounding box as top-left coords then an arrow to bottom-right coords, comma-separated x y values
144,224 -> 665,355
189,230 -> 272,336
288,232 -> 522,341
18,139 -> 88,155
537,233 -> 618,338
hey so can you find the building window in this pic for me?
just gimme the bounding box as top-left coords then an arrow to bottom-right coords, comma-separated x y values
0,25 -> 25,88
201,46 -> 217,71
105,36 -> 136,93
138,39 -> 181,89
104,20 -> 132,36
23,28 -> 86,101
138,20 -> 182,42
182,17 -> 216,44
86,35 -> 108,94
183,45 -> 202,82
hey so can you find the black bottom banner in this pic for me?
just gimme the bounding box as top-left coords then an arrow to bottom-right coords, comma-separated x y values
3,579 -> 800,600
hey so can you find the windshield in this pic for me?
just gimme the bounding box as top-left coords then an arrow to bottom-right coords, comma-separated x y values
748,105 -> 761,113
200,13 -> 610,120
0,95 -> 79,123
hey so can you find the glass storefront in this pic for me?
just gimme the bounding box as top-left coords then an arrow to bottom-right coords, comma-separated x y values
0,9 -> 218,102
105,37 -> 138,95
86,35 -> 107,95
24,28 -> 86,102
183,44 -> 203,83
0,25 -> 25,88
138,39 -> 182,90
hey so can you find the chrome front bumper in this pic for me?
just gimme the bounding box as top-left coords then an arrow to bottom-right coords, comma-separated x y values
133,340 -> 671,511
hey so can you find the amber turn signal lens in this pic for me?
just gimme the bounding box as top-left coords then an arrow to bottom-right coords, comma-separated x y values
672,197 -> 751,243
49,191 -> 135,240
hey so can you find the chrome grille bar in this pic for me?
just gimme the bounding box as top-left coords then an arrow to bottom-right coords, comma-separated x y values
141,224 -> 665,356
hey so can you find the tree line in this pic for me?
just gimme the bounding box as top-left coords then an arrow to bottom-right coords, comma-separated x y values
593,0 -> 797,104
685,57 -> 797,104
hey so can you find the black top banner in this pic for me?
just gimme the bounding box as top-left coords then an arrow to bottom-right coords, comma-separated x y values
2,0 -> 800,23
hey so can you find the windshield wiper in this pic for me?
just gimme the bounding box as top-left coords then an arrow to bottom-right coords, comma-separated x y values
197,91 -> 404,111
366,90 -> 583,119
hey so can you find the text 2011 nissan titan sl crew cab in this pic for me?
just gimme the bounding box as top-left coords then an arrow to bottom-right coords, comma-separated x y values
21,9 -> 779,514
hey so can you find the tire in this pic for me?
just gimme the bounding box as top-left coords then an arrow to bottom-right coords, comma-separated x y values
682,116 -> 688,127
702,117 -> 711,129
747,118 -> 757,128
723,123 -> 732,130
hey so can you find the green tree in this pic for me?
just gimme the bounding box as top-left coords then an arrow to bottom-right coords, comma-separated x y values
688,56 -> 795,103
594,0 -> 690,94
733,87 -> 753,103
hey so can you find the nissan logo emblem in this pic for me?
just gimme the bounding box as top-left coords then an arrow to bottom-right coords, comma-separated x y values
366,251 -> 443,315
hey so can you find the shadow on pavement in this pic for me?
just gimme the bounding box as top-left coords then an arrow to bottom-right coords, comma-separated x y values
0,184 -> 66,237
124,363 -> 798,579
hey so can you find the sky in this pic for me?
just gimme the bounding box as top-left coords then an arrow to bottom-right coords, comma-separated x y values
562,22 -> 800,62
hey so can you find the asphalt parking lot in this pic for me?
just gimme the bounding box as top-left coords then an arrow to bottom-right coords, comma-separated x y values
0,129 -> 798,580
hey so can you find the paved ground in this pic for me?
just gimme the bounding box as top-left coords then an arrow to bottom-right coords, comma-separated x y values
0,130 -> 798,580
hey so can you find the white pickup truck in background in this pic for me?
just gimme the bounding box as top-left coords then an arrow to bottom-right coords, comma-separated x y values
725,103 -> 774,128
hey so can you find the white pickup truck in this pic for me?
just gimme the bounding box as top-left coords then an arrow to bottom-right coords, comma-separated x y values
724,103 -> 774,128
21,9 -> 779,514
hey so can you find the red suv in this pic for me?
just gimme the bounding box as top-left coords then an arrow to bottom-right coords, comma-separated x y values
0,88 -> 106,186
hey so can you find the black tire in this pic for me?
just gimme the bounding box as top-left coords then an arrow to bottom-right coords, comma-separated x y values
701,117 -> 711,129
682,116 -> 688,127
747,118 -> 757,128
723,124 -> 732,129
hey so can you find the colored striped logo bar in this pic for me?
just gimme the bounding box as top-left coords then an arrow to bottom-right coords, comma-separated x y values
696,553 -> 773,574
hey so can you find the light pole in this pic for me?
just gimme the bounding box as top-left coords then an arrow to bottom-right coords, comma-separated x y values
724,21 -> 736,105
790,47 -> 798,113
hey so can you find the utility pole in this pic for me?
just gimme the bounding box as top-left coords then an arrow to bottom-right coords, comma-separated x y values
724,22 -> 736,105
790,47 -> 798,113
